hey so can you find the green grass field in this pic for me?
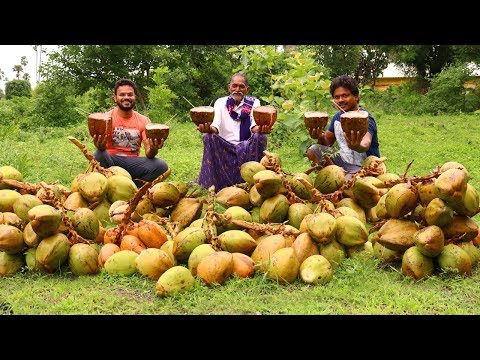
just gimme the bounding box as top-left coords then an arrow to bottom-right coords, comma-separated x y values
0,113 -> 479,315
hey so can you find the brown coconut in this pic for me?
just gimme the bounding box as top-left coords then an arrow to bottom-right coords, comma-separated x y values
145,123 -> 169,141
340,110 -> 369,136
304,111 -> 328,132
88,112 -> 112,137
253,106 -> 277,127
189,106 -> 215,125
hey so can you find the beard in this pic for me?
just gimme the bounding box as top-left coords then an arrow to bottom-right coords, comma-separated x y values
230,92 -> 244,104
117,100 -> 135,111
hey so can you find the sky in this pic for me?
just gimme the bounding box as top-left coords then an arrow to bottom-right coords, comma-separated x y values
0,45 -> 57,91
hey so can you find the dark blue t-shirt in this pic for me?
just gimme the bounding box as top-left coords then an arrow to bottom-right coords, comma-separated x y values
328,107 -> 380,158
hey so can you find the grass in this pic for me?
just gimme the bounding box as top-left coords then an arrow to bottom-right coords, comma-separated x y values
0,113 -> 479,315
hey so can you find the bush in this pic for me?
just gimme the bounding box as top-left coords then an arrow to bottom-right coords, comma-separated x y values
424,63 -> 474,114
0,96 -> 35,127
145,66 -> 178,123
363,83 -> 427,115
5,80 -> 31,99
75,86 -> 112,115
31,81 -> 83,127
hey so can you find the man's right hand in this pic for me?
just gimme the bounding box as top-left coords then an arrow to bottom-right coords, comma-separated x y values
197,123 -> 218,134
93,134 -> 107,150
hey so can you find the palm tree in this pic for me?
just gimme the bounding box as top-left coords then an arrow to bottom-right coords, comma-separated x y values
12,65 -> 23,79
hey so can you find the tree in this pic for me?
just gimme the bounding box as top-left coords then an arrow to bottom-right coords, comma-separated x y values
381,45 -> 480,92
355,46 -> 390,89
302,45 -> 363,78
21,56 -> 28,67
5,80 -> 31,99
12,65 -> 23,80
40,45 -> 167,96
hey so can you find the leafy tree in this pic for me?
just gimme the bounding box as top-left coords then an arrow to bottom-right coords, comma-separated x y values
5,80 -> 31,99
160,45 -> 235,116
424,63 -> 475,114
144,66 -> 178,123
31,80 -> 81,127
39,45 -> 164,96
302,45 -> 363,78
355,46 -> 390,89
39,45 -> 234,118
0,88 -> 4,100
380,45 -> 480,92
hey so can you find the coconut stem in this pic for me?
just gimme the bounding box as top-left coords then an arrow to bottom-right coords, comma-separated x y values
182,96 -> 196,108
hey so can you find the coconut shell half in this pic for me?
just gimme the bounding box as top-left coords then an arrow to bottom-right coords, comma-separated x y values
253,106 -> 277,127
88,113 -> 112,137
145,123 -> 170,141
304,111 -> 329,129
340,110 -> 369,136
189,106 -> 215,125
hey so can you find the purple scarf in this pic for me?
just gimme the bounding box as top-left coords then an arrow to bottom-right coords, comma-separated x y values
226,95 -> 256,141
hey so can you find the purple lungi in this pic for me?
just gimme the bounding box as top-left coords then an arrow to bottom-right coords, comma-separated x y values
197,132 -> 267,191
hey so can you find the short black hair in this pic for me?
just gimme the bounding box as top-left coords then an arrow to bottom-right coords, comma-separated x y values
114,79 -> 138,96
330,75 -> 359,97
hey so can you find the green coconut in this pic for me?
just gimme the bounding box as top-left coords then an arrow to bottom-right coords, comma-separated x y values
156,266 -> 195,297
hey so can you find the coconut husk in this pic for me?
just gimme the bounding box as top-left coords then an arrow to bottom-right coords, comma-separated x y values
145,123 -> 169,141
189,106 -> 215,125
340,110 -> 368,136
88,113 -> 112,137
304,111 -> 328,129
253,106 -> 277,126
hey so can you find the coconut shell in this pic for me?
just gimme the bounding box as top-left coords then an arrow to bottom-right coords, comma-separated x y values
189,106 -> 215,125
253,106 -> 277,126
88,112 -> 112,137
304,111 -> 328,129
340,110 -> 369,136
145,123 -> 169,141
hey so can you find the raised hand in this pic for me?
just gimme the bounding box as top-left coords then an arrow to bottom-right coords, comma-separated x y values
308,127 -> 323,139
93,134 -> 108,150
197,122 -> 217,133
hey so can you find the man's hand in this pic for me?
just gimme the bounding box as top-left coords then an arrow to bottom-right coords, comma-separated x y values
197,122 -> 218,134
252,125 -> 272,134
146,137 -> 164,151
344,130 -> 363,150
93,134 -> 107,150
307,127 -> 323,140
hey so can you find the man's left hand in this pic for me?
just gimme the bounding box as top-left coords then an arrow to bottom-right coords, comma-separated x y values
344,130 -> 362,148
146,137 -> 164,150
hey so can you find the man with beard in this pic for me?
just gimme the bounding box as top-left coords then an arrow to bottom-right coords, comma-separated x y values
306,75 -> 380,177
92,78 -> 169,187
196,73 -> 272,191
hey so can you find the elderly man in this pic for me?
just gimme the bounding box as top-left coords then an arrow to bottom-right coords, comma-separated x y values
196,73 -> 271,191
